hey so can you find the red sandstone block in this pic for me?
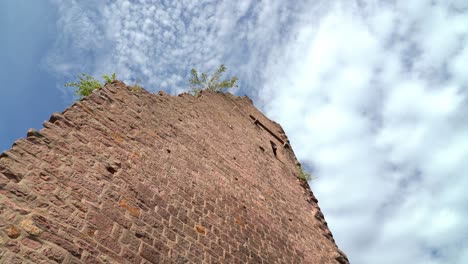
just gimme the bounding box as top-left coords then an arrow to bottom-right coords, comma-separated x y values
75,239 -> 99,256
248,239 -> 261,253
40,232 -> 82,258
21,249 -> 53,263
95,231 -> 122,254
136,182 -> 154,204
31,214 -> 61,233
33,182 -> 56,195
140,243 -> 161,263
4,183 -> 30,199
210,242 -> 224,258
169,216 -> 184,231
187,253 -> 203,264
197,234 -> 210,248
153,238 -> 170,256
173,237 -> 190,253
189,243 -> 204,258
50,206 -> 83,230
129,216 -> 146,228
170,247 -> 185,260
156,207 -> 171,221
167,204 -> 179,216
4,240 -> 20,253
223,252 -> 235,263
97,245 -> 127,263
1,253 -> 25,264
135,229 -> 154,245
211,226 -> 222,237
0,199 -> 31,215
21,237 -> 42,250
80,255 -> 102,264
190,208 -> 203,221
204,202 -> 215,214
183,225 -> 199,241
141,211 -> 162,227
74,210 -> 86,224
163,227 -> 177,242
201,214 -> 218,229
118,198 -> 142,218
86,210 -> 113,233
177,209 -> 195,228
231,248 -> 249,263
0,173 -> 9,188
121,247 -> 141,264
111,223 -> 123,239
168,250 -> 189,263
250,251 -> 263,263
42,247 -> 67,263
178,189 -> 193,202
217,233 -> 234,249
153,194 -> 167,209
171,221 -> 188,240
104,189 -> 122,203
123,235 -> 141,253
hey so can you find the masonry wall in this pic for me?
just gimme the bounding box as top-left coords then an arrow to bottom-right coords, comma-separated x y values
0,81 -> 348,264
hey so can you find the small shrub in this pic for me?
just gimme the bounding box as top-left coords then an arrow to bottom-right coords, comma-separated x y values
297,166 -> 313,181
65,73 -> 102,98
130,79 -> 144,92
189,64 -> 238,95
103,73 -> 117,84
65,73 -> 117,99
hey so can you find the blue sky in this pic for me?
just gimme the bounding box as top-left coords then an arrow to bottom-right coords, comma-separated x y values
0,1 -> 66,151
1,1 -> 468,263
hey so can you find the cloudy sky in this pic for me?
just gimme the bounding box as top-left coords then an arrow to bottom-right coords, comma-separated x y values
1,0 -> 468,263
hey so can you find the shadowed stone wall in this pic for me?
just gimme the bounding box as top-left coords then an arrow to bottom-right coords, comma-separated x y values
0,81 -> 348,264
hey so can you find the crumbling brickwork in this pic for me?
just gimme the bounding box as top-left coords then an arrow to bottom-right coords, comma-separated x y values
0,81 -> 348,263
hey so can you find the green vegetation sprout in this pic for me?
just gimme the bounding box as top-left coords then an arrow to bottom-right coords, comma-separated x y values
189,64 -> 238,95
297,166 -> 313,181
103,73 -> 117,84
65,73 -> 117,99
130,79 -> 144,92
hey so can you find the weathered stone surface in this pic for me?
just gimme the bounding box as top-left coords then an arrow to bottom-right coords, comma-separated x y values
0,81 -> 348,263
5,225 -> 21,239
20,219 -> 42,236
21,237 -> 42,250
42,246 -> 67,263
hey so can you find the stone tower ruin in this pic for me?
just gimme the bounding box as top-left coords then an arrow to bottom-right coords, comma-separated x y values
0,81 -> 348,263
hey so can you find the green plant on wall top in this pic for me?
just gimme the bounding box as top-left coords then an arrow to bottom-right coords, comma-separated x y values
103,73 -> 117,84
189,64 -> 238,96
65,73 -> 117,99
130,79 -> 144,92
297,166 -> 313,181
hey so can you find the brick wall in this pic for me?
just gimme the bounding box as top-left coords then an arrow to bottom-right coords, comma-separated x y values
0,81 -> 348,263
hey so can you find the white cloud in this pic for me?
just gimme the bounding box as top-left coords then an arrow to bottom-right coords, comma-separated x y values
259,1 -> 468,263
47,0 -> 324,95
44,0 -> 108,78
45,0 -> 468,263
